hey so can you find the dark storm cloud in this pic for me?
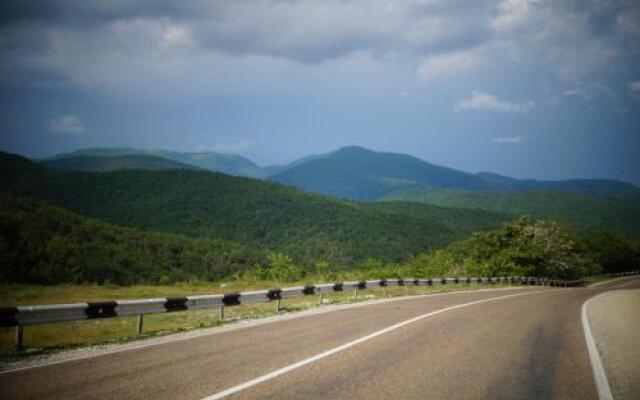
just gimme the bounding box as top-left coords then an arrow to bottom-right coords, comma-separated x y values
0,0 -> 636,68
0,1 -> 496,64
0,1 -> 639,186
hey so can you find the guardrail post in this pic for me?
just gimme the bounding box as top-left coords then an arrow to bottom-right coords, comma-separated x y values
382,286 -> 387,297
354,287 -> 359,302
136,314 -> 144,335
276,297 -> 282,312
404,285 -> 409,295
318,293 -> 324,305
219,305 -> 224,321
15,325 -> 24,352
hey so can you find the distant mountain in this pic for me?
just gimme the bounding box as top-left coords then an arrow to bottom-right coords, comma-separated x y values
41,154 -> 200,172
269,146 -> 640,203
44,147 -> 265,178
262,153 -> 326,176
0,151 -> 510,267
381,188 -> 640,237
270,146 -> 491,201
42,146 -> 640,203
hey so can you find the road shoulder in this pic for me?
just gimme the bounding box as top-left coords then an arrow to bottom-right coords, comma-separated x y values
586,289 -> 640,400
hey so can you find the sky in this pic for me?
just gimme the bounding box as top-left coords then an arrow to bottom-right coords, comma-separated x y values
0,0 -> 639,185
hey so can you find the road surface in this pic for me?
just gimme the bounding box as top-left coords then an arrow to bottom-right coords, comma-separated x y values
1,278 -> 638,400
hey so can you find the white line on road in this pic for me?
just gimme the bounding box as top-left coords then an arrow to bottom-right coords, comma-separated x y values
201,290 -> 553,400
582,294 -> 614,400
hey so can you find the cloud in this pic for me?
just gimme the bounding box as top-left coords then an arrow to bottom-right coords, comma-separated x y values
417,48 -> 484,82
0,0 -> 638,104
491,0 -> 541,33
209,139 -> 253,153
564,88 -> 585,97
629,81 -> 640,94
456,91 -> 533,112
48,115 -> 85,134
492,135 -> 524,144
563,86 -> 594,100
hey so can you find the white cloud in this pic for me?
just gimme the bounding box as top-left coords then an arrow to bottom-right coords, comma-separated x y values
491,0 -> 541,33
629,81 -> 640,94
456,91 -> 533,112
492,136 -> 524,144
417,48 -> 484,82
48,115 -> 85,134
564,86 -> 593,100
564,88 -> 584,96
209,139 -> 254,153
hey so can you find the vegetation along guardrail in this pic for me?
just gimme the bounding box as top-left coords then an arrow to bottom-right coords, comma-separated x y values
1,272 -> 638,351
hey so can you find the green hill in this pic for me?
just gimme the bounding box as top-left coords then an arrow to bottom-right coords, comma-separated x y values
41,154 -> 200,172
270,146 -> 491,201
381,189 -> 640,237
0,152 -> 510,268
45,147 -> 266,178
0,196 -> 261,285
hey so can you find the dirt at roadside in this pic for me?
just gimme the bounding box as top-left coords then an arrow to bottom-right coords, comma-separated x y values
587,289 -> 640,400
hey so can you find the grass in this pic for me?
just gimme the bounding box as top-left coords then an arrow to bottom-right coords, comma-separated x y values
583,274 -> 632,287
0,281 -> 516,359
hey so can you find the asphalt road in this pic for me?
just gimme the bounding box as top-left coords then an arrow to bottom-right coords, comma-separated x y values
1,278 -> 638,400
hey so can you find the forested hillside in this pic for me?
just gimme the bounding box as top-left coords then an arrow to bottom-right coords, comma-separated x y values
2,198 -> 636,285
381,189 -> 640,237
0,196 -> 261,284
0,152 -> 510,268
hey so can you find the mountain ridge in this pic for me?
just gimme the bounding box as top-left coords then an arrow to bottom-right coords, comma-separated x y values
41,154 -> 201,172
38,145 -> 640,203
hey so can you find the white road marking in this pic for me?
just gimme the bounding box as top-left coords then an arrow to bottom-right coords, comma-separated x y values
200,290 -> 552,400
582,294 -> 614,400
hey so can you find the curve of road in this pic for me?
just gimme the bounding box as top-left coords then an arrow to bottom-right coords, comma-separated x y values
0,278 -> 638,400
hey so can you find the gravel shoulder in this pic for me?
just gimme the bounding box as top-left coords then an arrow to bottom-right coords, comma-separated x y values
587,289 -> 640,400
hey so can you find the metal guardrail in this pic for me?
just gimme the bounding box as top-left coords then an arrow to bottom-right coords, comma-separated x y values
1,272 -> 637,351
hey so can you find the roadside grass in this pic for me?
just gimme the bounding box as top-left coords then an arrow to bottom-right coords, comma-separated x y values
583,275 -> 621,287
0,282 -> 514,358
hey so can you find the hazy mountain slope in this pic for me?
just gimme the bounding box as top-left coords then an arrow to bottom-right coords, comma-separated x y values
0,195 -> 260,284
0,152 -> 510,267
44,146 -> 640,203
381,189 -> 640,237
40,154 -> 201,172
262,154 -> 325,176
270,146 -> 492,201
45,147 -> 265,178
476,172 -> 640,203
